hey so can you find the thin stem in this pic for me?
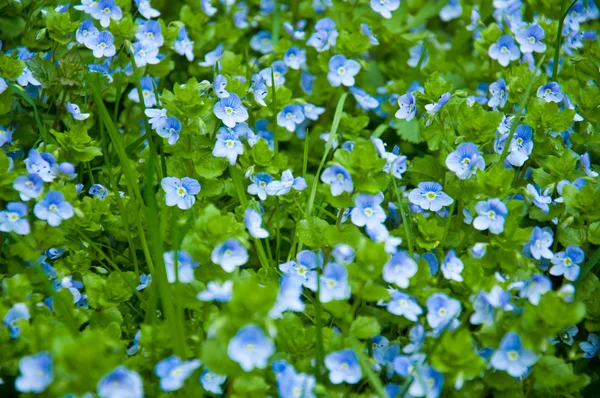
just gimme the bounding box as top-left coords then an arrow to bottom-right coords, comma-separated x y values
392,178 -> 415,258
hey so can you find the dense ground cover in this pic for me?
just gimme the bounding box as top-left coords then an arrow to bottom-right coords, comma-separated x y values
1,0 -> 600,396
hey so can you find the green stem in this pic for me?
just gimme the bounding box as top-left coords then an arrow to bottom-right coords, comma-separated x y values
392,178 -> 415,258
8,83 -> 53,147
271,66 -> 278,157
552,0 -> 578,80
575,247 -> 600,289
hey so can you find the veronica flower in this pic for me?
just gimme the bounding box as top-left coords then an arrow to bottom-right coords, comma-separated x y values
332,244 -> 355,264
88,32 -> 117,59
325,349 -> 361,384
3,303 -> 30,338
306,18 -> 338,51
66,102 -> 90,120
473,199 -> 508,234
490,333 -> 537,378
370,0 -> 399,19
266,170 -> 307,195
327,55 -> 360,87
25,149 -> 58,182
301,71 -> 316,94
495,124 -> 533,167
245,207 -> 269,238
76,19 -> 99,45
198,43 -> 223,68
403,324 -> 424,354
350,192 -> 386,229
440,0 -> 462,21
250,30 -> 273,54
132,41 -> 160,67
136,274 -> 152,291
33,191 -> 74,227
580,334 -> 600,358
197,280 -> 233,302
128,76 -> 157,107
516,24 -> 546,53
360,23 -> 379,45
470,287 -> 512,325
383,251 -> 418,288
15,352 -> 53,393
136,20 -> 163,48
321,165 -> 353,196
269,275 -> 305,318
445,142 -> 485,180
274,361 -> 316,398
489,35 -> 520,67
247,172 -> 273,200
277,104 -> 305,132
155,356 -> 201,392
200,0 -> 217,16
91,0 -> 123,28
426,293 -> 461,335
200,369 -> 227,394
488,78 -> 508,108
526,184 -> 552,214
213,130 -> 244,165
163,250 -> 199,283
510,274 -> 552,305
425,92 -> 451,115
306,262 -> 351,303
284,46 -> 306,70
408,44 -> 428,68
213,93 -> 248,128
350,87 -> 379,110
13,174 -> 43,201
408,182 -> 453,212
283,19 -> 307,40
407,365 -> 444,398
537,82 -> 564,103
97,366 -> 143,398
227,325 -> 275,371
524,226 -> 554,260
74,0 -> 100,14
0,202 -> 30,235
550,246 -> 584,281
441,249 -> 464,282
135,0 -> 160,19
579,152 -> 598,177
395,93 -> 416,121
161,176 -> 201,210
211,238 -> 248,272
173,26 -> 194,61
89,184 -> 108,199
279,250 -> 320,286
303,103 -> 325,121
384,290 -> 423,321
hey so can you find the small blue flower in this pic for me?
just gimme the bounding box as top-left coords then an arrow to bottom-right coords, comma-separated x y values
325,349 -> 362,384
136,273 -> 152,291
407,365 -> 444,398
360,23 -> 379,45
550,246 -> 584,281
135,0 -> 161,19
301,71 -> 316,94
488,78 -> 507,108
155,356 -> 201,392
279,250 -> 320,285
370,0 -> 399,18
526,184 -> 552,214
579,152 -> 598,177
200,0 -> 217,16
425,92 -> 451,115
525,226 -> 554,260
211,238 -> 249,272
135,19 -> 163,48
408,44 -> 428,68
161,176 -> 201,210
66,102 -> 90,120
321,165 -> 353,196
408,182 -> 453,212
25,149 -> 58,182
275,361 -> 316,398
174,26 -> 194,61
580,333 -> 600,358
516,24 -> 546,53
250,30 -> 273,54
198,43 -> 223,67
495,124 -> 533,167
127,330 -> 141,355
247,172 -> 274,200
266,170 -> 307,195
303,103 -> 325,121
90,0 -> 123,28
250,74 -> 268,107
384,289 -> 423,321
307,18 -> 338,51
327,55 -> 361,87
473,199 -> 508,234
332,243 -> 355,264
351,192 -> 386,229
45,247 -> 64,259
491,333 -> 537,378
470,286 -> 512,325
269,275 -> 305,318
200,369 -> 227,394
283,19 -> 307,40
88,30 -> 117,59
426,293 -> 461,334
15,352 -> 53,393
76,19 -> 99,46
306,261 -> 351,303
382,251 -> 418,288
489,34 -> 520,67
197,280 -> 233,302
366,223 -> 402,254
395,93 -> 417,121
403,324 -> 425,354
128,76 -> 157,107
132,41 -> 160,67
213,93 -> 248,128
511,274 -> 552,305
440,0 -> 462,21
441,249 -> 464,282
245,207 -> 269,239
2,302 -> 30,338
0,202 -> 30,235
213,130 -> 244,166
163,250 -> 199,283
155,116 -> 181,145
16,66 -> 41,86
213,74 -> 229,99
537,82 -> 564,103
33,191 -> 74,227
284,46 -> 307,70
89,184 -> 108,199
277,104 -> 305,132
555,325 -> 579,346
97,366 -> 143,398
227,325 -> 275,371
350,87 -> 378,110
445,142 -> 485,180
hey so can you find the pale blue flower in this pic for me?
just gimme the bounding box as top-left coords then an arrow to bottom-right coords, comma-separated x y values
408,365 -> 444,398
383,251 -> 418,288
132,40 -> 160,67
213,74 -> 229,99
408,182 -> 453,212
332,244 -> 355,264
284,46 -> 306,70
155,356 -> 201,391
200,0 -> 217,16
370,0 -> 399,18
15,352 -> 53,393
301,71 -> 316,94
277,104 -> 305,132
251,74 -> 268,107
34,191 -> 74,227
250,30 -> 273,54
306,262 -> 351,303
495,124 -> 533,167
269,275 -> 305,318
360,23 -> 379,45
525,226 -> 554,260
473,199 -> 508,234
303,103 -> 325,121
174,26 -> 194,61
197,280 -> 233,302
16,67 -> 40,87
136,274 -> 152,290
283,20 -> 307,40
135,0 -> 160,19
489,34 -> 520,67
351,192 -> 386,229
245,207 -> 269,238
403,324 -> 424,354
76,19 -> 99,45
156,116 -> 181,144
537,82 -> 563,103
440,0 -> 462,21
325,349 -> 361,384
97,366 -> 144,398
211,238 -> 248,272
213,93 -> 248,128
279,250 -> 320,286
275,361 -> 316,398
0,202 -> 30,235
136,19 -> 163,48
426,293 -> 461,334
25,149 -> 58,182
161,176 -> 201,210
213,130 -> 244,165
89,184 -> 108,199
488,78 -> 507,108
321,165 -> 353,196
3,303 -> 30,338
384,289 -> 423,321
307,18 -> 338,51
510,274 -> 552,305
395,93 -> 416,121
579,152 -> 598,177
441,249 -> 464,282
550,246 -> 584,281
200,369 -> 227,394
198,43 -> 223,67
580,333 -> 600,358
227,325 -> 275,371
526,184 -> 552,214
248,172 -> 273,200
327,55 -> 360,87
425,92 -> 451,115
491,333 -> 537,378
266,169 -> 307,195
163,250 -> 199,283
516,24 -> 546,53
128,76 -> 157,107
445,142 -> 485,180
127,330 -> 141,355
408,44 -> 428,68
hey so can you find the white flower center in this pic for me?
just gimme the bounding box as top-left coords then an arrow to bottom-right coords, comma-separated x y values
337,67 -> 346,76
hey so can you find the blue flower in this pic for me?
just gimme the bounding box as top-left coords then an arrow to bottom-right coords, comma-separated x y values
2,302 -> 30,338
174,26 -> 194,61
408,182 -> 453,212
303,103 -> 325,121
445,142 -> 485,180
213,93 -> 248,128
495,124 -> 533,167
307,18 -> 338,52
580,333 -> 600,358
87,30 -> 116,59
197,280 -> 233,302
550,246 -> 584,281
350,87 -> 379,110
213,74 -> 229,99
555,325 -> 579,346
526,184 -> 552,214
16,66 -> 41,86
490,333 -> 537,378
284,46 -> 307,70
15,352 -> 53,393
211,238 -> 249,272
45,247 -> 64,259
360,23 -> 379,45
426,293 -> 461,334
301,71 -> 316,94
306,261 -> 351,302
0,202 -> 30,235
441,249 -> 464,282
516,24 -> 546,53
266,169 -> 307,195
370,0 -> 399,18
327,55 -> 361,87
277,104 -> 305,132
488,78 -> 507,108
250,30 -> 273,54
395,93 -> 416,121
511,274 -> 552,305
25,149 -> 58,182
269,274 -> 305,318
128,76 -> 157,107
425,92 -> 451,115
154,116 -> 181,144
321,165 -> 353,196
155,356 -> 201,391
250,74 -> 268,107
470,286 -> 512,325
489,34 -> 520,67
279,250 -> 320,285
163,250 -> 199,283
366,223 -> 402,254
579,152 -> 598,177
274,361 -> 316,398
247,172 -> 274,200
384,289 -> 423,321
33,191 -> 74,227
198,43 -> 223,67
76,19 -> 99,45
66,102 -> 90,121
351,192 -> 386,229
245,207 -> 269,238
407,365 -> 444,398
408,44 -> 429,68
382,251 -> 418,288
537,82 -> 564,103
161,176 -> 201,210
213,130 -> 244,165
132,41 -> 160,67
200,369 -> 227,394
227,325 -> 275,371
440,0 -> 462,21
525,226 -> 554,260
127,330 -> 141,355
473,199 -> 508,234
135,20 -> 163,48
332,243 -> 355,264
325,349 -> 361,384
136,273 -> 152,291
97,366 -> 143,398
283,19 -> 307,40
135,0 -> 161,19
403,324 -> 425,354
200,0 -> 217,16
90,0 -> 122,28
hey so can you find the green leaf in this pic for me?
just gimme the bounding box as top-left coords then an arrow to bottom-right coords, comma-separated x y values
532,356 -> 590,394
296,216 -> 329,248
350,316 -> 381,339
